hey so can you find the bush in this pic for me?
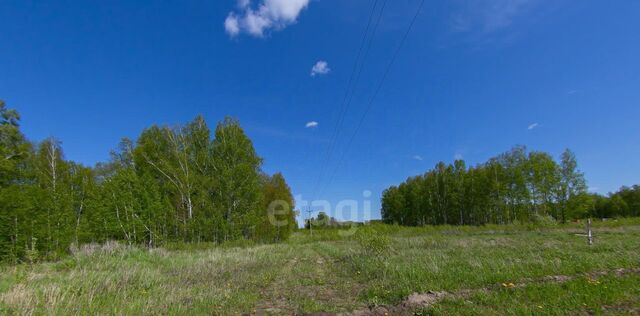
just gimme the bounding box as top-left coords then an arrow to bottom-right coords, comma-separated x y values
354,227 -> 391,257
343,227 -> 393,280
530,213 -> 558,227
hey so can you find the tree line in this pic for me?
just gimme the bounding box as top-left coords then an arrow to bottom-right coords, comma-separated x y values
304,211 -> 362,229
591,185 -> 640,219
381,146 -> 639,226
0,101 -> 296,262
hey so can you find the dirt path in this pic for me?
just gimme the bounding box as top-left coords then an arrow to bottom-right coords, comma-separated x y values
306,267 -> 640,316
254,243 -> 363,315
253,251 -> 299,315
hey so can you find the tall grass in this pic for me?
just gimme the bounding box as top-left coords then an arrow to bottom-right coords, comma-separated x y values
1,219 -> 639,314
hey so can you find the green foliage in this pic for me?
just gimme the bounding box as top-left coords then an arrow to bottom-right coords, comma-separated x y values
304,211 -> 331,229
255,172 -> 296,242
210,117 -> 264,241
592,185 -> 640,219
557,149 -> 588,222
23,238 -> 39,264
0,102 -> 295,262
529,213 -> 558,227
382,146 -> 592,226
354,227 -> 391,257
346,226 -> 393,282
304,212 -> 360,230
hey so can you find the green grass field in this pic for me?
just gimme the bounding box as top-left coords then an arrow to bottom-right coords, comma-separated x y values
1,219 -> 639,315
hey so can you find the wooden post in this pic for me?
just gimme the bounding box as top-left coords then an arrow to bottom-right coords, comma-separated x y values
307,208 -> 313,237
587,218 -> 593,245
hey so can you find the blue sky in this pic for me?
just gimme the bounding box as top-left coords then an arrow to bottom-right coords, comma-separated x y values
1,0 -> 639,223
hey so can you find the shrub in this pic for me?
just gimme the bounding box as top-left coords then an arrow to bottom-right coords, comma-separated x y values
530,213 -> 558,227
354,227 -> 391,257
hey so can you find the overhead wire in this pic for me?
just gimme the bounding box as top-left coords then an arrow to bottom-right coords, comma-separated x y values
317,0 -> 426,198
309,0 -> 388,203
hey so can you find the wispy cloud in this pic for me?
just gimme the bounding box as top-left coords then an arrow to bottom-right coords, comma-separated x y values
225,0 -> 310,38
248,124 -> 329,144
568,90 -> 578,95
454,153 -> 464,160
305,121 -> 318,128
450,0 -> 539,33
527,123 -> 539,130
412,155 -> 424,161
310,61 -> 330,77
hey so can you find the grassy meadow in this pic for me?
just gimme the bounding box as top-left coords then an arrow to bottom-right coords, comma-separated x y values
1,219 -> 639,315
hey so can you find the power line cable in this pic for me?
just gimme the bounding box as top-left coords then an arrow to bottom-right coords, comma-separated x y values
318,0 -> 426,197
298,1 -> 383,224
310,0 -> 388,202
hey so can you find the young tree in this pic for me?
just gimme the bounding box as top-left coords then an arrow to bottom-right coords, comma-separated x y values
211,117 -> 263,241
526,151 -> 560,219
257,172 -> 296,242
68,162 -> 95,244
35,137 -> 73,258
614,186 -> 640,217
381,186 -> 404,224
0,100 -> 30,184
557,149 -> 587,222
0,100 -> 35,260
453,159 -> 467,225
133,116 -> 213,241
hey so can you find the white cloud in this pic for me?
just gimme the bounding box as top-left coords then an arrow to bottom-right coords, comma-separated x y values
224,14 -> 240,36
305,121 -> 318,128
224,0 -> 310,37
454,153 -> 464,160
412,155 -> 424,161
310,61 -> 330,77
568,90 -> 578,95
528,123 -> 539,130
237,0 -> 251,9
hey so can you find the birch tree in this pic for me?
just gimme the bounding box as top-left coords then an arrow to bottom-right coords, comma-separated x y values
211,117 -> 263,241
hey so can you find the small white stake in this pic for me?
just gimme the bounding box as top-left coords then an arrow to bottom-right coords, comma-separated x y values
587,218 -> 593,245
